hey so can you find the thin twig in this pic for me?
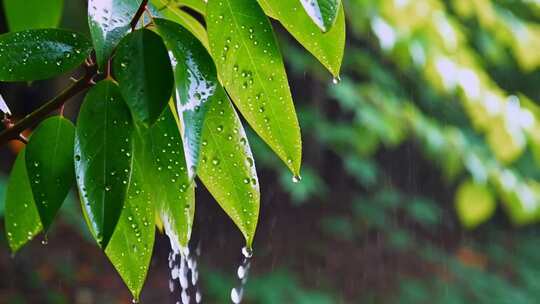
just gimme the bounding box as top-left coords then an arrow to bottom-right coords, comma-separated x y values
130,0 -> 149,30
17,133 -> 28,144
0,0 -> 147,147
0,63 -> 97,146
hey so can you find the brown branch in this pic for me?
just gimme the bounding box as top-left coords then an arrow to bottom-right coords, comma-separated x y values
0,64 -> 97,146
130,0 -> 149,30
0,0 -> 148,147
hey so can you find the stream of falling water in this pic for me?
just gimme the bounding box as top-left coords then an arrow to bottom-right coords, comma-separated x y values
168,245 -> 202,304
164,216 -> 201,304
230,247 -> 253,304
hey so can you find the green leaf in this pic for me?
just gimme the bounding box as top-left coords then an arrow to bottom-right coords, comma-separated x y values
455,180 -> 496,229
88,0 -> 142,66
198,90 -> 260,248
154,20 -> 259,246
256,0 -> 345,76
0,29 -> 92,81
25,116 -> 75,230
207,0 -> 302,176
151,0 -> 209,49
3,0 -> 64,31
299,0 -> 341,32
154,18 -> 216,177
75,80 -> 134,248
144,106 -> 195,248
105,163 -> 155,301
114,29 -> 174,126
177,0 -> 207,15
4,149 -> 43,253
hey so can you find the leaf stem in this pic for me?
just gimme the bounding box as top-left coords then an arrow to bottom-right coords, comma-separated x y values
130,0 -> 149,30
0,63 -> 98,146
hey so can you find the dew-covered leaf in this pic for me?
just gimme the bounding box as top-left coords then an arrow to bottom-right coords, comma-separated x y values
75,80 -> 134,248
114,29 -> 174,126
198,90 -> 260,248
26,116 -> 75,230
144,106 -> 195,248
207,0 -> 302,176
4,149 -> 43,253
257,0 -> 345,76
105,162 -> 155,301
299,0 -> 341,32
3,0 -> 64,31
151,0 -> 209,49
155,18 -> 217,178
88,0 -> 142,66
0,29 -> 92,81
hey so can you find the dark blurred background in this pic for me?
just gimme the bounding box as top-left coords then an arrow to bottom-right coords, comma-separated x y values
4,0 -> 540,303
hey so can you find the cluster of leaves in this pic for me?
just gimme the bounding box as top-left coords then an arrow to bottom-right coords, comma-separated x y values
0,0 -> 345,299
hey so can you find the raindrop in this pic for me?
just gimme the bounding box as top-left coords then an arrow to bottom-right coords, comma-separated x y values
242,246 -> 253,258
332,76 -> 341,84
230,246 -> 253,304
231,288 -> 243,304
292,175 -> 302,183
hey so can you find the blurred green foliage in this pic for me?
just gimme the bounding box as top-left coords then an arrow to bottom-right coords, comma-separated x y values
242,0 -> 540,302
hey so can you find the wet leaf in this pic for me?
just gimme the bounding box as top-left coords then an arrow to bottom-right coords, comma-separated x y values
151,0 -> 209,49
156,18 -> 258,246
114,29 -> 174,126
26,116 -> 75,230
207,0 -> 302,176
197,90 -> 260,248
105,163 -> 155,301
0,29 -> 92,81
299,0 -> 341,32
143,107 -> 195,248
3,0 -> 64,31
154,18 -> 216,177
4,149 -> 43,253
75,80 -> 134,248
455,180 -> 496,229
178,0 -> 207,15
88,0 -> 142,66
256,0 -> 345,76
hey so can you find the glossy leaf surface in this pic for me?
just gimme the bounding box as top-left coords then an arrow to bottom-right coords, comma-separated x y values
156,19 -> 259,246
299,0 -> 341,32
88,0 -> 142,66
5,149 -> 43,253
257,0 -> 345,76
155,18 -> 215,177
114,29 -> 174,126
26,116 -> 75,230
207,0 -> 302,175
198,90 -> 260,248
145,107 -> 195,247
105,163 -> 155,300
0,29 -> 92,81
3,0 -> 64,31
75,80 -> 134,248
151,0 -> 209,49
